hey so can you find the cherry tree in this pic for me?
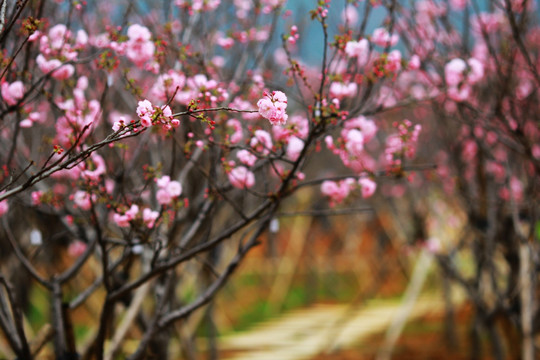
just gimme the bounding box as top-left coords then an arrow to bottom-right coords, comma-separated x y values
0,0 -> 538,359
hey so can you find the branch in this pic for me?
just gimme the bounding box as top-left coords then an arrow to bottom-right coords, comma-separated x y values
0,127 -> 141,202
159,214 -> 271,329
0,0 -> 30,45
57,236 -> 97,284
104,281 -> 152,360
172,106 -> 258,118
2,217 -> 51,289
0,276 -> 22,356
503,0 -> 540,86
108,198 -> 273,302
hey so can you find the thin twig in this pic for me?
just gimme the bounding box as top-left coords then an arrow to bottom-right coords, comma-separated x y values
172,106 -> 258,118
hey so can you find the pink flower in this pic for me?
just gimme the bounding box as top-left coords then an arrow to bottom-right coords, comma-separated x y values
261,0 -> 285,13
358,178 -> 377,198
447,84 -> 471,102
137,99 -> 155,127
36,55 -> 74,80
48,24 -> 70,50
372,28 -> 399,47
444,58 -> 467,86
286,136 -> 304,161
52,64 -> 74,80
156,189 -> 172,205
345,116 -> 378,143
408,55 -> 421,70
467,58 -> 484,84
31,191 -> 43,205
112,116 -> 127,131
155,175 -> 182,205
329,82 -> 358,98
81,154 -> 106,180
68,240 -> 87,257
257,90 -> 288,125
450,0 -> 468,10
228,166 -> 255,189
125,24 -> 155,68
272,114 -> 308,142
226,119 -> 244,144
188,74 -> 217,91
113,204 -> 139,227
75,29 -> 88,47
176,0 -> 221,11
126,204 -> 140,219
150,70 -> 186,103
345,39 -> 370,66
250,130 -> 273,154
341,5 -> 359,25
73,190 -> 94,211
20,112 -> 42,128
0,198 -> 8,217
143,208 -> 159,228
386,50 -> 402,72
1,81 -> 24,105
321,179 -> 355,205
157,105 -> 178,130
217,34 -> 235,48
509,176 -> 523,202
345,129 -> 365,157
234,0 -> 252,18
237,150 -> 257,166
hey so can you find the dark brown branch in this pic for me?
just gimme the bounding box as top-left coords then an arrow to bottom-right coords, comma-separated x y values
108,198 -> 273,302
2,217 -> 51,289
0,276 -> 23,356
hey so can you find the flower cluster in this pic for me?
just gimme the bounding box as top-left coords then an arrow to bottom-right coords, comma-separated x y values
384,119 -> 422,169
134,99 -> 178,130
228,165 -> 255,189
325,116 -> 378,174
33,24 -> 84,80
156,175 -> 183,205
444,57 -> 485,102
113,204 -> 160,229
125,24 -> 156,69
321,177 -> 377,206
257,91 -> 288,126
1,81 -> 25,106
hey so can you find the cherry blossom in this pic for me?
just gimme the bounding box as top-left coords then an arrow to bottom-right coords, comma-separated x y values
286,136 -> 304,161
155,175 -> 183,205
321,178 -> 356,206
228,166 -> 255,189
113,205 -> 140,228
237,150 -> 257,166
257,91 -> 288,125
358,178 -> 377,198
137,100 -> 156,127
125,24 -> 155,68
330,82 -> 358,99
0,197 -> 8,217
143,208 -> 159,228
68,240 -> 87,257
372,28 -> 399,47
1,81 -> 24,106
72,190 -> 95,211
250,130 -> 273,155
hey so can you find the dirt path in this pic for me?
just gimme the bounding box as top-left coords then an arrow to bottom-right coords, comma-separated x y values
219,291 -> 463,360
